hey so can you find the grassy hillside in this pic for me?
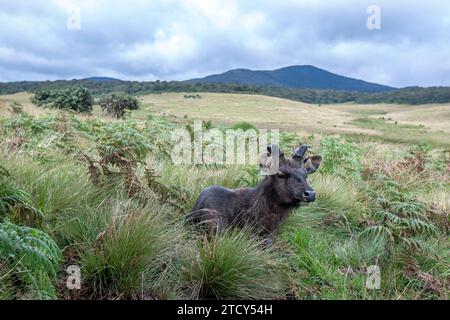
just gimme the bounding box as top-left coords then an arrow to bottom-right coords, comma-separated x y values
0,93 -> 449,300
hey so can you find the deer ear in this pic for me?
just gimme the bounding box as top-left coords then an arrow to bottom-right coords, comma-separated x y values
304,156 -> 322,174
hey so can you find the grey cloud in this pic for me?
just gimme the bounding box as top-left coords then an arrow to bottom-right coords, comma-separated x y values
0,0 -> 449,87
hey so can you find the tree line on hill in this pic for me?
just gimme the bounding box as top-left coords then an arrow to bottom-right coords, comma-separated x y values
2,79 -> 450,105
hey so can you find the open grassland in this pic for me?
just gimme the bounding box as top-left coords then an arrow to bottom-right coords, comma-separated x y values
139,93 -> 450,147
0,92 -> 449,300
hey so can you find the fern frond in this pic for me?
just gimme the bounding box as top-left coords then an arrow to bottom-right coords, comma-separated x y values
373,210 -> 403,225
0,221 -> 62,299
359,225 -> 394,242
400,219 -> 438,237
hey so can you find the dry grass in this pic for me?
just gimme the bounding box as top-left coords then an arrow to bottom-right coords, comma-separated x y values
0,93 -> 45,118
136,93 -> 450,144
0,92 -> 102,120
137,92 -> 361,135
327,103 -> 450,133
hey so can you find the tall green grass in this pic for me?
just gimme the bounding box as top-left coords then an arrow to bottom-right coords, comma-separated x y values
182,229 -> 286,299
1,108 -> 448,300
81,199 -> 181,298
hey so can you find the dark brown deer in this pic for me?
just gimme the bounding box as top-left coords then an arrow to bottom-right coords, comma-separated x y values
188,144 -> 322,235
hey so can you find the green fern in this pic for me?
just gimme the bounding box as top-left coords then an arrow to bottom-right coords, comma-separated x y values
359,225 -> 394,242
401,219 -> 438,236
319,136 -> 363,179
373,210 -> 403,225
0,221 -> 62,299
361,174 -> 440,256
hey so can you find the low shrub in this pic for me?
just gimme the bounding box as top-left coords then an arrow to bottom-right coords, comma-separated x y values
98,92 -> 140,119
231,121 -> 257,132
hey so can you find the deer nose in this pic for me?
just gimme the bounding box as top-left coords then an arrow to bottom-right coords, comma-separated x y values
303,190 -> 316,202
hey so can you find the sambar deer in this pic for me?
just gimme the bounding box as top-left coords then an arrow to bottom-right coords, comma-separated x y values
188,144 -> 322,235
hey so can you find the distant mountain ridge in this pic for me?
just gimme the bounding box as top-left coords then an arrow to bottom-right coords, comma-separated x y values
2,74 -> 450,105
187,65 -> 395,92
82,76 -> 122,83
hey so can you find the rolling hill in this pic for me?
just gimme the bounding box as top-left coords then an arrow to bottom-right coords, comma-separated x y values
187,65 -> 395,92
82,76 -> 122,83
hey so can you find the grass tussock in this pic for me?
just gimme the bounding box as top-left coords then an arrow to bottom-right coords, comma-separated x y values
182,229 -> 286,299
80,199 -> 179,299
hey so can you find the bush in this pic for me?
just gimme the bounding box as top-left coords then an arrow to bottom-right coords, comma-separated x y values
231,121 -> 257,131
8,102 -> 24,114
98,93 -> 140,119
31,88 -> 52,107
31,85 -> 93,113
184,94 -> 202,99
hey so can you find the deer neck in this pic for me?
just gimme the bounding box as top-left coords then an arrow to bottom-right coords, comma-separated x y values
250,178 -> 284,214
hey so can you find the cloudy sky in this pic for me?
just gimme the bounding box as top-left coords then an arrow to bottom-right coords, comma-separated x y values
1,0 -> 449,87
